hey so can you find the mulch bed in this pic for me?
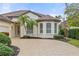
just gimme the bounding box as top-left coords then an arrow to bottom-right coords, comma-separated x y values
10,45 -> 20,56
20,36 -> 53,39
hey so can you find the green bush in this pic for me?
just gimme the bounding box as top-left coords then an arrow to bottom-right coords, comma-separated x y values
0,33 -> 11,46
0,43 -> 14,56
1,32 -> 9,36
59,29 -> 64,35
54,35 -> 64,39
68,29 -> 79,39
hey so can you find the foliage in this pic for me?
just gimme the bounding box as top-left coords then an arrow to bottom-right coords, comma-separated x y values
27,19 -> 38,29
68,29 -> 79,39
1,32 -> 9,36
68,38 -> 79,47
0,33 -> 11,46
67,15 -> 79,27
65,3 -> 79,16
19,15 -> 29,25
59,28 -> 64,36
0,43 -> 14,56
59,27 -> 69,37
65,3 -> 79,27
54,35 -> 64,39
18,15 -> 37,35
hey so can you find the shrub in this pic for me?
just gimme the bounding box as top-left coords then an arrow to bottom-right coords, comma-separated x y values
0,43 -> 14,56
54,35 -> 64,39
68,29 -> 76,39
59,29 -> 64,35
68,29 -> 79,39
1,32 -> 9,36
0,33 -> 11,46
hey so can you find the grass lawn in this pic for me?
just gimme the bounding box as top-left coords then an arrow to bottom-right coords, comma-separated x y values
68,38 -> 79,47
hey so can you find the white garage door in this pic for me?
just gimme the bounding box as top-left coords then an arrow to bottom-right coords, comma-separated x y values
0,26 -> 10,32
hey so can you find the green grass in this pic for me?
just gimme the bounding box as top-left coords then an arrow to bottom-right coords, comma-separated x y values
68,38 -> 79,47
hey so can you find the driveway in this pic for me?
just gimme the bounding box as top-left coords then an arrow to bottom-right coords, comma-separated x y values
11,38 -> 79,56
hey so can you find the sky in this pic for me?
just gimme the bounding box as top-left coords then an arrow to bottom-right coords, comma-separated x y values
0,3 -> 66,16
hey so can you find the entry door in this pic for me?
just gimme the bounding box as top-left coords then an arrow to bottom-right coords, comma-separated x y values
15,24 -> 20,37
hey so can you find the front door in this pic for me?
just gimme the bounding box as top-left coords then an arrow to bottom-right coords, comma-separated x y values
15,23 -> 20,37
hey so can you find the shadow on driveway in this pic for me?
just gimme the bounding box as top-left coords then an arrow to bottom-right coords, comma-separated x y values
10,45 -> 20,56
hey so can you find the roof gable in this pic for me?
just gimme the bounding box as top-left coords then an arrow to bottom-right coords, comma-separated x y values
0,10 -> 61,22
1,10 -> 43,17
25,12 -> 39,19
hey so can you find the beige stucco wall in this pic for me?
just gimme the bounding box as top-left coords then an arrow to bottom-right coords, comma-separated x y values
10,23 -> 16,38
25,12 -> 38,19
11,18 -> 18,22
0,20 -> 10,27
20,12 -> 39,37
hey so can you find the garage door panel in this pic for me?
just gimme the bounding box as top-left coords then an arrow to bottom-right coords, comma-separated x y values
0,26 -> 10,32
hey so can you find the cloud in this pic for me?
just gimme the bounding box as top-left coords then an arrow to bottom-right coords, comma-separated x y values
0,3 -> 12,14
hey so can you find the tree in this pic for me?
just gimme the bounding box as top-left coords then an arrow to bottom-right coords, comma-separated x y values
18,15 -> 37,35
63,3 -> 69,37
65,3 -> 79,27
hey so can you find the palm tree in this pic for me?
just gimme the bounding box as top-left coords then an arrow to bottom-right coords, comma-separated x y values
63,3 -> 69,38
18,15 -> 37,36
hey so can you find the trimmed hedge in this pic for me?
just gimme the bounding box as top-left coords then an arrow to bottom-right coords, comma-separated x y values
0,33 -> 11,46
59,28 -> 79,39
59,29 -> 64,35
0,43 -> 14,56
54,35 -> 64,39
68,29 -> 79,39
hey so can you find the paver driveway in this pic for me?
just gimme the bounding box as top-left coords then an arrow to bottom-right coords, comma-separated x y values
11,38 -> 79,56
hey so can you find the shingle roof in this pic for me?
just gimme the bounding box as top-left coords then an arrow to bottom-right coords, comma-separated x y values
1,10 -> 29,17
37,15 -> 60,22
1,10 -> 44,17
0,10 -> 61,22
0,15 -> 13,23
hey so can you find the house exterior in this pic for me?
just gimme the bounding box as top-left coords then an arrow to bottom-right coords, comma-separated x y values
0,10 -> 61,38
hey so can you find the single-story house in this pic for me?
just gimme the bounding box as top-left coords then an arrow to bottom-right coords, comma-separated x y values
0,10 -> 61,38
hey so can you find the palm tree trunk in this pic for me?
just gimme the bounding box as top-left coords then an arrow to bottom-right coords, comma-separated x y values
24,25 -> 27,36
64,3 -> 69,39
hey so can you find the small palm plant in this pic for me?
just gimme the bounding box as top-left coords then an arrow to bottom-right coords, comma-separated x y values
18,15 -> 37,36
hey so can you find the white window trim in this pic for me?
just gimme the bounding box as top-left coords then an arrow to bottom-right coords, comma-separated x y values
46,23 -> 51,33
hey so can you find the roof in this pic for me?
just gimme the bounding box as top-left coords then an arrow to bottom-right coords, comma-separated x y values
0,15 -> 13,23
1,10 -> 43,17
1,10 -> 29,17
37,15 -> 61,22
0,10 -> 61,22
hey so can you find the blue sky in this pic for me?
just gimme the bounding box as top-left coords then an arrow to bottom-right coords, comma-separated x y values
0,3 -> 66,16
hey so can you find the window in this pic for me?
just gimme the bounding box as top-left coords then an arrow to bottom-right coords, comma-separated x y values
54,23 -> 57,33
27,26 -> 33,34
40,23 -> 43,33
46,23 -> 51,33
